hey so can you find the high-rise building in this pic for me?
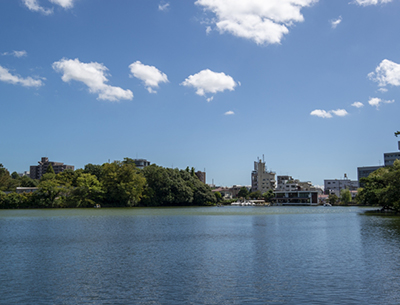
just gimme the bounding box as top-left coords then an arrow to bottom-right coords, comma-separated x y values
30,157 -> 74,180
195,171 -> 206,184
251,159 -> 276,193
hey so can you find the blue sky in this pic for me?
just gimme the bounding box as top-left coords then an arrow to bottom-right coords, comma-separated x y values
1,0 -> 400,187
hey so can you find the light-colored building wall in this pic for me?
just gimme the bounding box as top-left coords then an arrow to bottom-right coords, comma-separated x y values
324,179 -> 359,196
251,160 -> 276,193
384,152 -> 400,166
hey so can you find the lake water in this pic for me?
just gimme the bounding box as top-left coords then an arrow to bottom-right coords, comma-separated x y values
1,206 -> 400,304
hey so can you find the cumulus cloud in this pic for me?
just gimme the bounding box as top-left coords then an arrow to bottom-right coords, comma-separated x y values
158,2 -> 170,11
195,0 -> 318,45
224,110 -> 235,115
331,16 -> 342,29
368,97 -> 394,108
310,108 -> 348,118
23,0 -> 53,15
353,0 -> 393,6
23,0 -> 74,14
49,0 -> 74,9
310,109 -> 332,118
2,50 -> 27,58
0,65 -> 44,87
331,109 -> 349,117
52,58 -> 133,102
129,61 -> 168,93
351,101 -> 364,108
181,69 -> 237,100
368,59 -> 400,89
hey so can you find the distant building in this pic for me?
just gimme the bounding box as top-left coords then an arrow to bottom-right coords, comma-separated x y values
30,157 -> 74,180
324,177 -> 358,196
357,166 -> 383,185
133,159 -> 150,169
273,190 -> 319,206
384,152 -> 400,166
16,187 -> 38,194
195,171 -> 206,184
276,175 -> 319,192
251,159 -> 276,193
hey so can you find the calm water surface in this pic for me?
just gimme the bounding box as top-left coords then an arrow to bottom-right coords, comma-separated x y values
1,206 -> 400,304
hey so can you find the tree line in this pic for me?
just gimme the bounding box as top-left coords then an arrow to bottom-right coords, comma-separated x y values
0,159 -> 217,208
356,159 -> 400,212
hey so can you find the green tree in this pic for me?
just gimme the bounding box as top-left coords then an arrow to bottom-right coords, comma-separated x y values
328,193 -> 338,205
70,173 -> 103,207
11,172 -> 20,179
263,189 -> 275,202
83,163 -> 103,180
248,190 -> 262,199
46,164 -> 55,174
101,161 -> 146,207
357,160 -> 400,212
214,191 -> 222,202
0,163 -> 11,191
238,187 -> 249,198
340,189 -> 352,204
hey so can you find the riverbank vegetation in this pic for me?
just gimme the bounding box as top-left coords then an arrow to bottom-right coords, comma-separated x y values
0,159 -> 216,208
356,159 -> 400,213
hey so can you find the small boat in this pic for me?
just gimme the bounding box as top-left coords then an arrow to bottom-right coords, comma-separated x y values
323,203 -> 332,207
94,204 -> 101,208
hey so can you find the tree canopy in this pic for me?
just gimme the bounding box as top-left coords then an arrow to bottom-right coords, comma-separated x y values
357,160 -> 400,212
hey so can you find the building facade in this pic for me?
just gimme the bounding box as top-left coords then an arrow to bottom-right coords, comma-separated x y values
384,152 -> 400,166
276,175 -> 319,192
324,178 -> 359,195
251,159 -> 276,193
30,157 -> 74,180
195,171 -> 206,184
357,166 -> 383,185
133,159 -> 151,169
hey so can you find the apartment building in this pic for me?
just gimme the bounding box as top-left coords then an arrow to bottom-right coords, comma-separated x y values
251,159 -> 276,193
30,157 -> 74,180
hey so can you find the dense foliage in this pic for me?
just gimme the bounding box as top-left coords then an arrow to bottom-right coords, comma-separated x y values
357,160 -> 400,212
0,160 -> 216,209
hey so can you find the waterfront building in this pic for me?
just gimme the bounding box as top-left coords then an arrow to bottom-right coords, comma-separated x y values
277,175 -> 318,192
30,157 -> 74,180
324,176 -> 359,196
273,190 -> 319,206
251,159 -> 276,193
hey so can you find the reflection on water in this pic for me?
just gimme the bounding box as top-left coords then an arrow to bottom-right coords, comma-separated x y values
0,206 -> 399,304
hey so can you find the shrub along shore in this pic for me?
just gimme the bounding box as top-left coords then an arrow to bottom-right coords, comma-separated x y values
0,158 -> 216,209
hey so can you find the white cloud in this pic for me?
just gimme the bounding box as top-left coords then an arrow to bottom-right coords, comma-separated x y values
310,108 -> 349,118
368,59 -> 400,89
181,69 -> 237,100
158,2 -> 170,11
23,0 -> 74,14
368,97 -> 394,108
353,0 -> 393,6
52,58 -> 133,102
310,109 -> 332,118
351,101 -> 364,108
23,0 -> 53,15
129,61 -> 168,94
224,110 -> 235,115
331,109 -> 349,117
49,0 -> 74,9
195,0 -> 318,45
2,50 -> 28,57
331,16 -> 342,29
0,65 -> 44,87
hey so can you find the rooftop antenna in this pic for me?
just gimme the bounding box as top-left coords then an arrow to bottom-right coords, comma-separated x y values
263,154 -> 265,163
